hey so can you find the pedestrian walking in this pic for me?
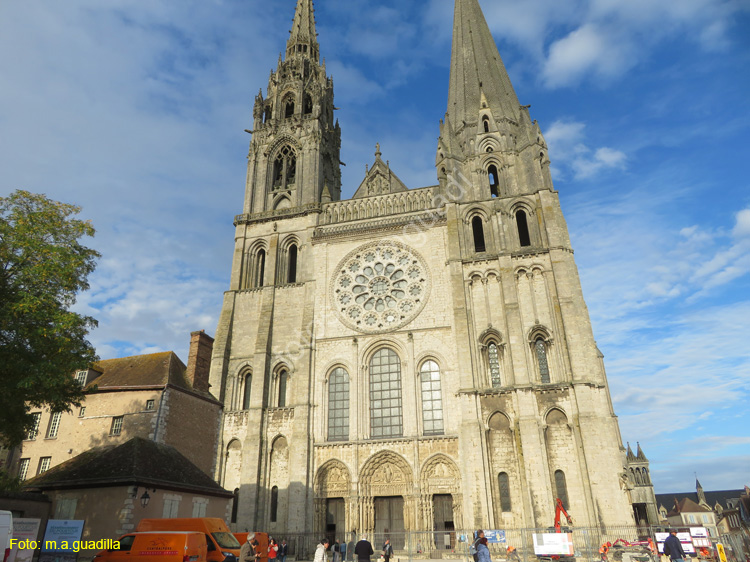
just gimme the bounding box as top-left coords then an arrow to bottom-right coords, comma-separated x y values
663,530 -> 686,562
334,540 -> 342,562
354,535 -> 374,562
279,540 -> 288,562
474,530 -> 491,562
382,539 -> 393,562
315,539 -> 331,562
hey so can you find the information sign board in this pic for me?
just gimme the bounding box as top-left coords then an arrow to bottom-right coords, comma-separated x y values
532,533 -> 574,556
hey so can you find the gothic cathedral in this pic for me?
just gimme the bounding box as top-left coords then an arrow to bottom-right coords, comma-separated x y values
209,0 -> 652,538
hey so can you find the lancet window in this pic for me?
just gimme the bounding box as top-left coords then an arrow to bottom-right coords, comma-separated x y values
419,360 -> 444,435
472,216 -> 486,253
327,367 -> 349,441
516,209 -> 531,247
498,472 -> 512,512
369,348 -> 403,438
535,338 -> 550,383
555,470 -> 569,510
488,165 -> 500,198
272,145 -> 297,191
488,342 -> 502,387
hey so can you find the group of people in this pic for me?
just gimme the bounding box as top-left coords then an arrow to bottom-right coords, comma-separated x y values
240,534 -> 288,562
314,536 -> 394,562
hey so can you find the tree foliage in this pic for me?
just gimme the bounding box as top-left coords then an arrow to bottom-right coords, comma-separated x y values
0,190 -> 100,447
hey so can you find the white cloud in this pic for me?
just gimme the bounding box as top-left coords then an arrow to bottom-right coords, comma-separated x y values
734,208 -> 750,238
544,120 -> 627,179
542,24 -> 634,88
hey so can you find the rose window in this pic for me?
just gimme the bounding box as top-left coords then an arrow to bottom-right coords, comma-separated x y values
331,241 -> 430,333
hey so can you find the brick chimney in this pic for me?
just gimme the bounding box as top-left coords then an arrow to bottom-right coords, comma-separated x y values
186,330 -> 214,393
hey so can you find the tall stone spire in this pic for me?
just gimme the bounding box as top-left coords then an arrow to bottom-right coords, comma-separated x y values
447,0 -> 521,126
286,0 -> 319,62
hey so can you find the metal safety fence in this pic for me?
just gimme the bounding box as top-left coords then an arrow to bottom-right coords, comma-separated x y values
270,527 -> 748,562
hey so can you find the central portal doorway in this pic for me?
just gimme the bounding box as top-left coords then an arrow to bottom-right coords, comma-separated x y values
326,498 -> 345,545
374,496 -> 405,549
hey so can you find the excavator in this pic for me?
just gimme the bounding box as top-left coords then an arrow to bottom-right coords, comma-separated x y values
537,499 -> 575,562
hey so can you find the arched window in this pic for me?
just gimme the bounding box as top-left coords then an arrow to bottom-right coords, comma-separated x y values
488,343 -> 502,387
254,249 -> 266,288
488,165 -> 499,198
264,105 -> 272,123
498,472 -> 512,512
270,486 -> 278,522
272,145 -> 296,191
277,370 -> 288,407
284,96 -> 295,118
555,470 -> 569,510
472,216 -> 486,253
635,468 -> 644,486
303,93 -> 313,115
242,373 -> 252,410
369,348 -> 403,438
535,338 -> 550,383
483,116 -> 490,133
643,468 -> 650,485
516,210 -> 531,247
420,361 -> 444,435
287,244 -> 298,283
327,367 -> 349,441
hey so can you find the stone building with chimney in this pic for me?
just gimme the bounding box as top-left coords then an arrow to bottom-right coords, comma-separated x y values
208,0 -> 652,541
14,330 -> 220,480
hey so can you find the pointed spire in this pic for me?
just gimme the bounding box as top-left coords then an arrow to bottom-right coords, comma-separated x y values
626,443 -> 636,461
287,0 -> 319,61
447,0 -> 521,127
696,477 -> 703,491
321,182 -> 332,203
636,442 -> 647,461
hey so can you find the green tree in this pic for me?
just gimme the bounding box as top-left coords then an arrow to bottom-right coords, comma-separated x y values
0,190 -> 99,447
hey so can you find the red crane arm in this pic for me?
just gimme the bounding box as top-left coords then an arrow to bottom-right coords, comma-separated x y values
554,498 -> 573,532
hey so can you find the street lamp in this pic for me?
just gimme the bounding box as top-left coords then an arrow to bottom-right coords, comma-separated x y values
140,490 -> 150,508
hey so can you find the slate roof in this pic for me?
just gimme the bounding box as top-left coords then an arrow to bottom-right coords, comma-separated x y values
86,351 -> 217,402
656,489 -> 745,511
666,497 -> 711,516
23,437 -> 232,497
88,351 -> 189,390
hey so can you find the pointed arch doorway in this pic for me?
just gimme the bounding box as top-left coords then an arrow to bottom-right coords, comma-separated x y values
360,452 -> 415,550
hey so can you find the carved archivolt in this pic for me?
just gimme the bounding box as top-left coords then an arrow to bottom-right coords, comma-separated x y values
359,450 -> 413,497
420,454 -> 460,494
315,459 -> 352,498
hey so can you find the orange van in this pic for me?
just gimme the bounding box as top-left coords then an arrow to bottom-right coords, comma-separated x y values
136,519 -> 240,562
94,531 -> 207,562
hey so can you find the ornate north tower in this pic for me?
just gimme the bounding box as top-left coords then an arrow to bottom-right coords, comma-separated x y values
244,0 -> 341,214
210,0 -> 642,543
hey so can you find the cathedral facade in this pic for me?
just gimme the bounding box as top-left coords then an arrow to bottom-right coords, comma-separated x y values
208,0 -> 643,538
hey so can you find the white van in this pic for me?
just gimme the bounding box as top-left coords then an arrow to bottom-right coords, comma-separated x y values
0,511 -> 12,562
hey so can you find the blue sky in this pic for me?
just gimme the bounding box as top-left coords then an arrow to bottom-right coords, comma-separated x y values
1,0 -> 748,494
